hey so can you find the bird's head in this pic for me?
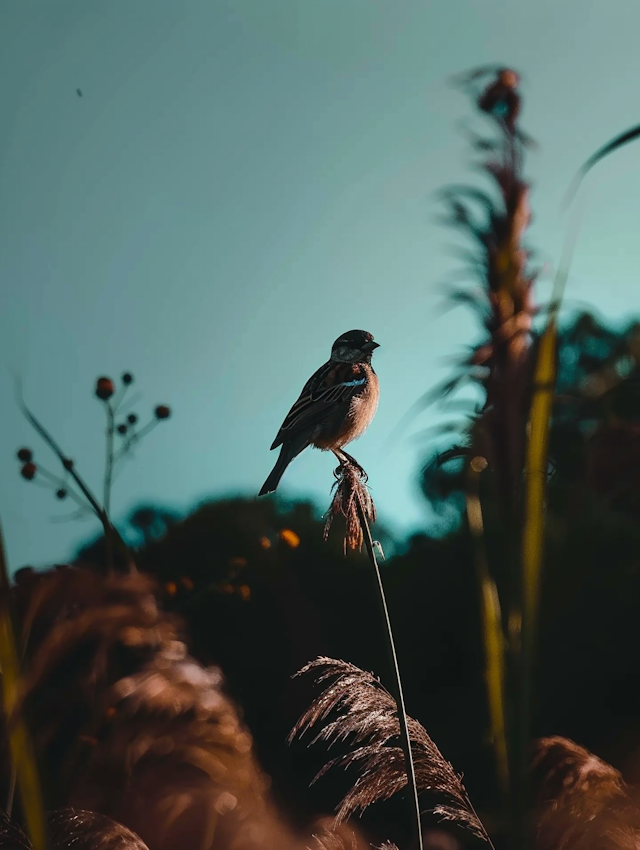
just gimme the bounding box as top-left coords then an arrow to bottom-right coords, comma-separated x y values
330,330 -> 380,364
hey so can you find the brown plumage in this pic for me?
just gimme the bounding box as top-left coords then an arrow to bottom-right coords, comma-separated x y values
259,330 -> 380,496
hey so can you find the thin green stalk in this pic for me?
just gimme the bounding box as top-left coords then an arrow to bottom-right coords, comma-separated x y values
0,517 -> 48,849
465,457 -> 509,796
354,493 -> 423,850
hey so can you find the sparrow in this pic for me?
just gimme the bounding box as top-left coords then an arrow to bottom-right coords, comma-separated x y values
259,329 -> 380,496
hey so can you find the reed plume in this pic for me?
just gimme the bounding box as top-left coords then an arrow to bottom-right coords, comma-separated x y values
305,819 -> 378,850
290,658 -> 492,847
323,456 -> 376,554
530,736 -> 640,850
0,808 -> 150,849
437,67 -> 536,512
7,568 -> 271,850
0,809 -> 32,849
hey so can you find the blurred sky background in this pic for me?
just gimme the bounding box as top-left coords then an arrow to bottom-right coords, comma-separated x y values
2,0 -> 640,569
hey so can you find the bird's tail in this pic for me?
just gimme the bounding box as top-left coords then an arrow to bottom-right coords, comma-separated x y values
258,446 -> 292,496
259,439 -> 308,496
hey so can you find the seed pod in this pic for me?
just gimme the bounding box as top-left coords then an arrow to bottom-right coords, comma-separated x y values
127,413 -> 138,425
95,376 -> 115,400
121,372 -> 134,385
20,462 -> 37,480
117,423 -> 128,435
154,404 -> 171,420
16,447 -> 33,462
56,488 -> 67,500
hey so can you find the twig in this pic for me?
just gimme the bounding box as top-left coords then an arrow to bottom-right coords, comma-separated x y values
15,384 -> 134,572
104,402 -> 115,572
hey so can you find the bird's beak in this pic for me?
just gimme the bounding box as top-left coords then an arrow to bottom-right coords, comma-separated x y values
362,341 -> 380,352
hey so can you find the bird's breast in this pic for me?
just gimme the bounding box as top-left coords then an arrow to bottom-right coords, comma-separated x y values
315,367 -> 379,449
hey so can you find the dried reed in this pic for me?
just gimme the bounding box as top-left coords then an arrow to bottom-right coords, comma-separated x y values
290,657 -> 493,848
322,453 -> 422,850
7,568 -> 271,850
530,736 -> 640,850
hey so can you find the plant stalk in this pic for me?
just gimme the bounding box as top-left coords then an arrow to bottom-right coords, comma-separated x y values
104,402 -> 115,572
354,493 -> 423,850
0,516 -> 48,849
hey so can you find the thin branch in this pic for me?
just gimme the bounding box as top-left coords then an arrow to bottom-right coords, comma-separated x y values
15,380 -> 134,572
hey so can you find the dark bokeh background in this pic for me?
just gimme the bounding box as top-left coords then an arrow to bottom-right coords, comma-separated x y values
63,312 -> 640,846
6,0 -> 640,571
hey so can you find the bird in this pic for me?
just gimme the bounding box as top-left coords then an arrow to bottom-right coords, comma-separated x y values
259,329 -> 380,496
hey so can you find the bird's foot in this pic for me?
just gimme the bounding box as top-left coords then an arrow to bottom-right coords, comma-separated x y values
332,449 -> 368,483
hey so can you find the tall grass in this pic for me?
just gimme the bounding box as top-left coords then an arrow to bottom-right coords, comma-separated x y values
0,519 -> 47,850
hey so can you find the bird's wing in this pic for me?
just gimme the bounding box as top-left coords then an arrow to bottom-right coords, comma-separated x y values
270,361 -> 366,449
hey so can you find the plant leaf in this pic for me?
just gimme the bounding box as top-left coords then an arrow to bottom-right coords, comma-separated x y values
0,517 -> 48,850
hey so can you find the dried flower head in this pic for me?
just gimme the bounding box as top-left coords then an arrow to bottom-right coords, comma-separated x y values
127,413 -> 138,425
122,372 -> 134,386
477,67 -> 521,132
95,377 -> 115,401
21,461 -> 37,480
17,447 -> 33,462
324,459 -> 376,553
55,488 -> 67,500
154,405 -> 171,421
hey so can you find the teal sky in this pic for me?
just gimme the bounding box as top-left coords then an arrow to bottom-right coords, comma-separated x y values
2,0 -> 640,569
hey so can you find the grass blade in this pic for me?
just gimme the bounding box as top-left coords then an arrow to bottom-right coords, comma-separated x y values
465,458 -> 509,795
517,219 -> 579,848
565,123 -> 640,206
0,517 -> 48,849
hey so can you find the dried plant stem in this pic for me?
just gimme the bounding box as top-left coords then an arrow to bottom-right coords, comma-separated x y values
104,402 -> 115,572
0,516 -> 48,850
112,420 -> 157,465
353,486 -> 423,850
17,389 -> 133,572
